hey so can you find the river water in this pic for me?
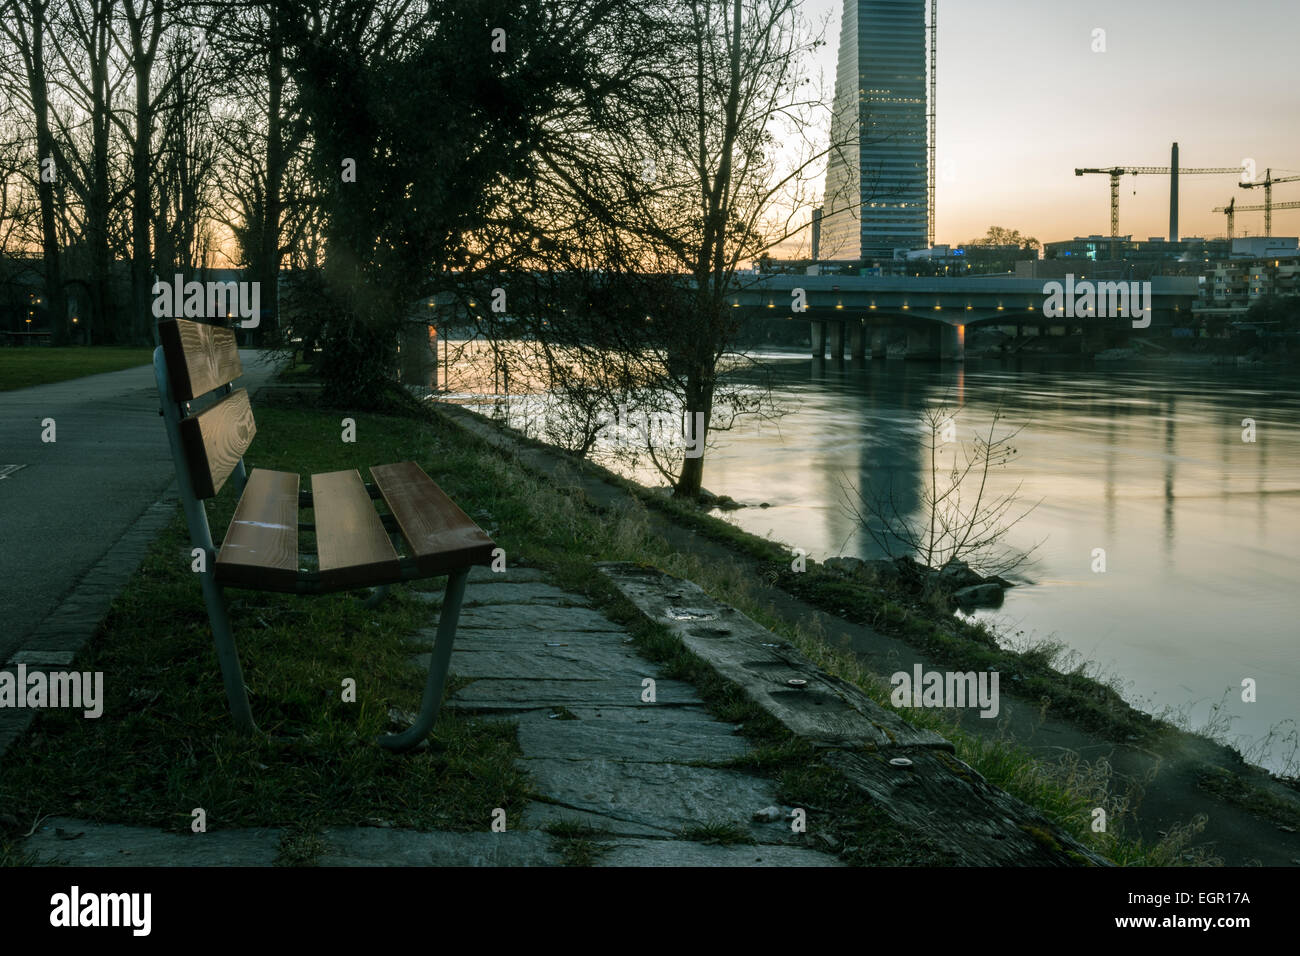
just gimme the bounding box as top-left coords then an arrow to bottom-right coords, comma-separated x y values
704,353 -> 1300,775
454,345 -> 1300,774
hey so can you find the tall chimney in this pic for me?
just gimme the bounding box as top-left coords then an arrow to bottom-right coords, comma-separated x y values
1169,142 -> 1180,243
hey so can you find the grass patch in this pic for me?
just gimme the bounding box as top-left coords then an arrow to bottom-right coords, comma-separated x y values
543,820 -> 613,866
680,821 -> 754,845
0,346 -> 154,390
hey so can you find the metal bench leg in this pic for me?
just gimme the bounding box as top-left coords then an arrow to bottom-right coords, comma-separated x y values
378,567 -> 469,752
200,572 -> 258,735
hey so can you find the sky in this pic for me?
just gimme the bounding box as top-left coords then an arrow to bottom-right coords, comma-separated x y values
800,0 -> 1300,247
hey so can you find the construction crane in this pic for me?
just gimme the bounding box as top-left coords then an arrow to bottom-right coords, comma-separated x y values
1076,142 -> 1243,257
1213,199 -> 1300,240
1219,197 -> 1236,241
1238,169 -> 1300,237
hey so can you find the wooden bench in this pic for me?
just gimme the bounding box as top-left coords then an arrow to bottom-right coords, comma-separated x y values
152,317 -> 496,751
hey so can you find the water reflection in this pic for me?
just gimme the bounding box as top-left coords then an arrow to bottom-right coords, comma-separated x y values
707,354 -> 1300,774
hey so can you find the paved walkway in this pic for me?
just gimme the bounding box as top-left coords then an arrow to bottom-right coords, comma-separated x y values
23,565 -> 842,866
0,352 -> 279,756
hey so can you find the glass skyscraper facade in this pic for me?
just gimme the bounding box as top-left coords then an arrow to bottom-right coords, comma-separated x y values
820,0 -> 929,262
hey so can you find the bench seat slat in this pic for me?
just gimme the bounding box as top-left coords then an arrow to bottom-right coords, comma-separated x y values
370,462 -> 496,575
313,469 -> 400,590
216,469 -> 300,591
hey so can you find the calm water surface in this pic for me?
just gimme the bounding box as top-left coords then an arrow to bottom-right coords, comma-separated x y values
700,354 -> 1300,773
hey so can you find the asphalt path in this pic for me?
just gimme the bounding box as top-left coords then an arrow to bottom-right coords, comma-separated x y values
0,350 -> 279,663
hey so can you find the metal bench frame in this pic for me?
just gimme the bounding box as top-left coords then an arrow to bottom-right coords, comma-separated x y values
152,337 -> 485,752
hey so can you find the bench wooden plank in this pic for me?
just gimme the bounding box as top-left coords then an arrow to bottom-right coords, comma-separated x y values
370,462 -> 496,575
313,469 -> 400,590
179,387 -> 256,498
159,318 -> 243,400
216,469 -> 300,591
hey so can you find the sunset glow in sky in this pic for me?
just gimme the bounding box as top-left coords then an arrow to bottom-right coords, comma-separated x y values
802,0 -> 1300,247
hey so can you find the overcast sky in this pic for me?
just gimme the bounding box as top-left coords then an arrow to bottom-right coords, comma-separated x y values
801,0 -> 1300,246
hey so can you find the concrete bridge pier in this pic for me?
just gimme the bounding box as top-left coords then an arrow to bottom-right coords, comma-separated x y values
1081,322 -> 1107,355
848,320 -> 865,362
905,326 -> 938,360
940,324 -> 965,362
810,320 -> 825,359
870,327 -> 887,359
828,320 -> 845,362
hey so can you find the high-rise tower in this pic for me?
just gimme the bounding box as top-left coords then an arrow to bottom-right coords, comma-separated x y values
819,0 -> 930,262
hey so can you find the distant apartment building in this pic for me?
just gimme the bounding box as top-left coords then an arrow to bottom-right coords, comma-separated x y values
819,0 -> 929,263
1200,249 -> 1299,307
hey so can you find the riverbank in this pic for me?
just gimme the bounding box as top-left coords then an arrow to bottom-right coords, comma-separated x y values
438,399 -> 1300,865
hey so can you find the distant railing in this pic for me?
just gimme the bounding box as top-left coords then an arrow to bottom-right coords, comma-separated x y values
0,330 -> 52,346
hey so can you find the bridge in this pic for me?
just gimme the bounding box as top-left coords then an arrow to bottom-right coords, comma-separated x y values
729,274 -> 1200,360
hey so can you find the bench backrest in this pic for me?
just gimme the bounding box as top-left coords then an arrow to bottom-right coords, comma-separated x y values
156,318 -> 256,499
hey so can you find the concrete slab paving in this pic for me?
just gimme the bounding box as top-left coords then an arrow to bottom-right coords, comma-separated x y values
466,566 -> 551,584
318,829 -> 559,867
512,708 -> 750,763
24,817 -> 282,866
521,802 -> 677,838
594,839 -> 845,867
448,677 -> 704,711
415,640 -> 651,681
520,757 -> 779,836
455,604 -> 627,633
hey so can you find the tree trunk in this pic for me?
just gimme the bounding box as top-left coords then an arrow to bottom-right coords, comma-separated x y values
26,0 -> 68,344
259,7 -> 283,334
131,46 -> 153,344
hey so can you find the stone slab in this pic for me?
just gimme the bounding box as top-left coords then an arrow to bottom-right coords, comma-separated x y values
601,563 -> 952,752
418,583 -> 591,607
513,708 -> 749,763
406,628 -> 635,650
410,583 -> 589,608
318,828 -> 559,866
594,839 -> 844,867
7,650 -> 77,666
24,817 -> 281,866
450,678 -> 704,712
455,604 -> 625,633
467,566 -> 551,584
522,802 -> 676,838
520,757 -> 779,836
439,642 -> 651,681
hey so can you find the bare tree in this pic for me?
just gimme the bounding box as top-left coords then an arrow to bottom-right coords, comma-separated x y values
485,0 -> 870,500
0,0 -> 70,342
839,402 -> 1041,577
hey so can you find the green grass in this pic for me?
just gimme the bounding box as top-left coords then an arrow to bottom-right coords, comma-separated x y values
0,346 -> 155,391
680,821 -> 755,845
542,820 -> 614,866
